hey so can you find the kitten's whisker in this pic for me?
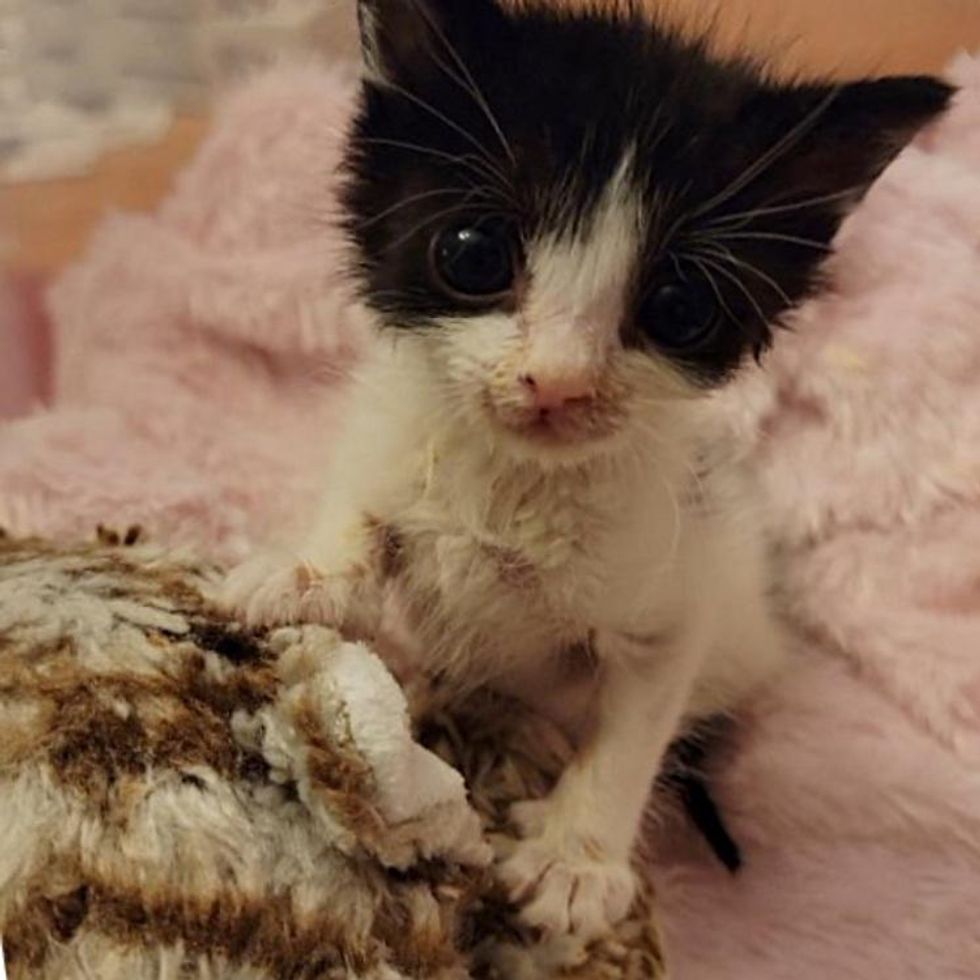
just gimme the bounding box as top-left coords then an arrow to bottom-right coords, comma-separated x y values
380,196 -> 499,254
688,88 -> 841,222
700,187 -> 860,232
689,242 -> 793,307
356,187 -> 481,230
668,252 -> 686,281
655,177 -> 695,250
711,230 -> 834,253
680,254 -> 743,333
357,136 -> 477,170
355,137 -> 518,210
379,78 -> 511,189
690,253 -> 771,333
644,103 -> 675,159
407,0 -> 516,165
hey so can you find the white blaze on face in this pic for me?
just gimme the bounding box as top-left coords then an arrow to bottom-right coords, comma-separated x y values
429,151 -> 655,461
519,154 -> 644,394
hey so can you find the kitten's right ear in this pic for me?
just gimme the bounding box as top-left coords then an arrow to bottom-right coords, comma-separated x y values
748,75 -> 955,215
357,0 -> 499,84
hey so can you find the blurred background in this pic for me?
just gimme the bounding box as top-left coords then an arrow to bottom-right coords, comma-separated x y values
1,0 -> 359,271
1,0 -> 979,414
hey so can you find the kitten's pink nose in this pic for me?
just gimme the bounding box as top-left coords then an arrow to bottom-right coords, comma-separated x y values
520,372 -> 595,411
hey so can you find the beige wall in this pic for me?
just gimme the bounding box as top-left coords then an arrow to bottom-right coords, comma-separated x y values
661,0 -> 980,79
545,0 -> 980,77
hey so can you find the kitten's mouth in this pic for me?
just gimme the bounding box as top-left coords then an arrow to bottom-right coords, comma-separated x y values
484,393 -> 624,449
517,412 -> 589,443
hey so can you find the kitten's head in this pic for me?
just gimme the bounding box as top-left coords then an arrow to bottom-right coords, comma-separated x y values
343,0 -> 951,464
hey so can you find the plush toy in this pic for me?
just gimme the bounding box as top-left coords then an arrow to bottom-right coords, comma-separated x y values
0,531 -> 665,979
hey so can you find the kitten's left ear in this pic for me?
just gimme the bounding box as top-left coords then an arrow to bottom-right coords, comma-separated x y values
356,0 -> 502,84
753,75 -> 955,212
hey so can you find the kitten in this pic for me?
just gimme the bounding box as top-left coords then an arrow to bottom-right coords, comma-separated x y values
224,0 -> 951,942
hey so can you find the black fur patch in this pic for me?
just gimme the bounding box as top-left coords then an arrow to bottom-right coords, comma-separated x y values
343,0 -> 952,381
662,717 -> 743,873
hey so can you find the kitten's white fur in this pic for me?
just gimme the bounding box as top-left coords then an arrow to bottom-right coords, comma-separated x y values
225,160 -> 784,940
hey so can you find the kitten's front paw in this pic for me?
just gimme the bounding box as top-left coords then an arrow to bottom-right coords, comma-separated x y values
221,552 -> 353,628
497,800 -> 636,942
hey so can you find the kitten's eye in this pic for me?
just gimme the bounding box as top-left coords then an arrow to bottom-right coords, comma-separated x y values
643,281 -> 719,350
430,220 -> 515,301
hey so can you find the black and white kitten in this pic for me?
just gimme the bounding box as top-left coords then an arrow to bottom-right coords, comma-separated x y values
225,0 -> 951,942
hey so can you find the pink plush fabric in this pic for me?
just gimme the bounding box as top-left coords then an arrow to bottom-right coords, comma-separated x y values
0,66 -> 370,559
655,53 -> 980,979
0,274 -> 50,421
2,55 -> 979,978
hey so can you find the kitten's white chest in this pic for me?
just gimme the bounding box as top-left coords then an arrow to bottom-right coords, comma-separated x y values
394,444 -> 681,659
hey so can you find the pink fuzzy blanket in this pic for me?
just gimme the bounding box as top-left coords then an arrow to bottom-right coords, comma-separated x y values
3,56 -> 980,978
